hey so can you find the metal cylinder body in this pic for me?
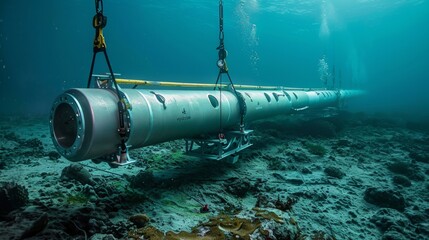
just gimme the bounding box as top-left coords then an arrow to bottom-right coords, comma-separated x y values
50,88 -> 240,161
124,89 -> 240,147
50,87 -> 363,161
240,90 -> 291,122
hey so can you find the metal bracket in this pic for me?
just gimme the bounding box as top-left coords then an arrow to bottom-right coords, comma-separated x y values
92,73 -> 122,89
185,129 -> 253,163
90,73 -> 135,167
91,145 -> 136,168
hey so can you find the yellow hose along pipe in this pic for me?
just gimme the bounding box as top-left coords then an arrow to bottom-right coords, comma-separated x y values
115,78 -> 324,91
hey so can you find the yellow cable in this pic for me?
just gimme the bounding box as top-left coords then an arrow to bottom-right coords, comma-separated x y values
116,78 -> 283,90
115,78 -> 330,91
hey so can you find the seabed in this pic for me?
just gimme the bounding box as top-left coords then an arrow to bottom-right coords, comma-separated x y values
0,112 -> 428,239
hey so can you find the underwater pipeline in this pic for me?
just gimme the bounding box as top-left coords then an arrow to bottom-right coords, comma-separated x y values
49,79 -> 363,165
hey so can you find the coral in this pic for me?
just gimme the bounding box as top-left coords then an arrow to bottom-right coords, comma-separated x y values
253,208 -> 284,223
204,215 -> 261,240
127,212 -> 298,240
0,181 -> 29,214
124,200 -> 326,240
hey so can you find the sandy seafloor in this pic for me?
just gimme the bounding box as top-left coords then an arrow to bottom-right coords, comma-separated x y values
0,112 -> 428,240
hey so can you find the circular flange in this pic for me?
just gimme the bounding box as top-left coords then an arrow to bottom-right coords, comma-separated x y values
49,93 -> 85,159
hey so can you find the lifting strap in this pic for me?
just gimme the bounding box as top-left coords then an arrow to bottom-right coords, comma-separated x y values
214,0 -> 246,136
86,0 -> 131,159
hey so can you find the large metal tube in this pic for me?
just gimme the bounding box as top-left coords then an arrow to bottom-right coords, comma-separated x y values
50,87 -> 363,161
50,88 -> 241,161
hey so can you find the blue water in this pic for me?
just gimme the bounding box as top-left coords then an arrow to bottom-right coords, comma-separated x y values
0,0 -> 428,116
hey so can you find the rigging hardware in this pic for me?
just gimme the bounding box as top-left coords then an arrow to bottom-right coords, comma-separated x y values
86,0 -> 134,166
184,0 -> 251,163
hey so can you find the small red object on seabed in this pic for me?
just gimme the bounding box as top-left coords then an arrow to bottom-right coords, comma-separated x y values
200,204 -> 209,213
